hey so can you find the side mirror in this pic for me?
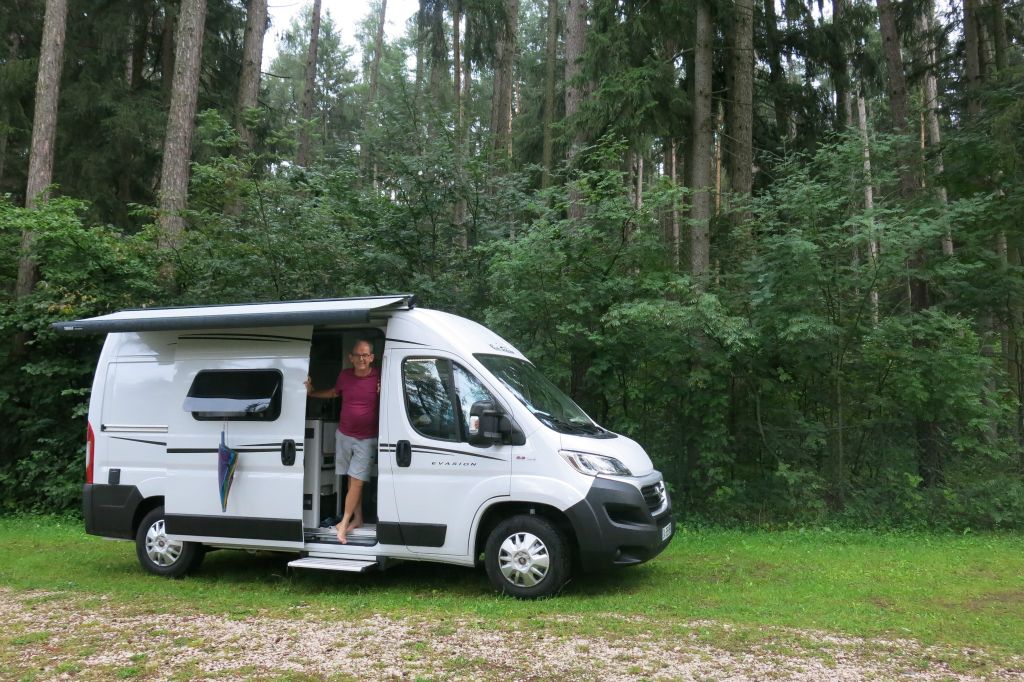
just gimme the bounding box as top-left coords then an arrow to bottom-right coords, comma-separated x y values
468,400 -> 502,446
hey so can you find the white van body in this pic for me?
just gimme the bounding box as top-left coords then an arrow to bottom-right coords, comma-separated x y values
57,295 -> 673,597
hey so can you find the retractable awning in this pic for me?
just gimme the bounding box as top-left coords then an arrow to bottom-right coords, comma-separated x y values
51,294 -> 416,334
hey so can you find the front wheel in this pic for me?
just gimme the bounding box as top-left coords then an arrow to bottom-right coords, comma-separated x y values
135,506 -> 204,578
484,515 -> 570,598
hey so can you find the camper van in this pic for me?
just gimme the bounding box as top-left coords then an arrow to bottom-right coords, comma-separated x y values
55,295 -> 673,598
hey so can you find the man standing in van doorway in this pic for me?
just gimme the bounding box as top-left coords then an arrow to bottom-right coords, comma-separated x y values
305,339 -> 380,544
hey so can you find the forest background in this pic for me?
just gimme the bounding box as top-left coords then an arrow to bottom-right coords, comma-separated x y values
1,0 -> 1022,529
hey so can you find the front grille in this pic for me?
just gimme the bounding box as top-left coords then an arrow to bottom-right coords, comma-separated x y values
641,481 -> 666,514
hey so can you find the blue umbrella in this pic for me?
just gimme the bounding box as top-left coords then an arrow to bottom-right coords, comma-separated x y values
218,430 -> 238,512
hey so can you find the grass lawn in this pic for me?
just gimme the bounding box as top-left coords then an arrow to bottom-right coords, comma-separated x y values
1,515 -> 1021,657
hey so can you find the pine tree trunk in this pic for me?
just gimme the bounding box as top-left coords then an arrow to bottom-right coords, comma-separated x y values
963,0 -> 983,120
988,0 -> 1008,71
857,93 -> 879,325
878,0 -> 943,487
541,0 -> 558,188
690,0 -> 713,279
0,30 -> 23,196
364,0 -> 387,185
490,0 -> 518,158
157,0 -> 206,249
161,0 -> 177,100
237,0 -> 267,150
727,0 -> 754,197
565,0 -> 587,220
130,0 -> 153,91
763,0 -> 789,140
296,0 -> 321,166
832,0 -> 852,128
16,0 -> 68,300
917,0 -> 952,255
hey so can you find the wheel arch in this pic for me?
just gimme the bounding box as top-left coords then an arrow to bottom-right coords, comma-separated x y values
132,496 -> 165,537
473,501 -> 577,567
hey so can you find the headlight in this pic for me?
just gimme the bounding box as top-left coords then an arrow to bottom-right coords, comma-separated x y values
559,450 -> 632,477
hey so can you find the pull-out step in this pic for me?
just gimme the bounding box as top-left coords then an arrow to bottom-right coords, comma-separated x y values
304,523 -> 377,547
288,556 -> 379,573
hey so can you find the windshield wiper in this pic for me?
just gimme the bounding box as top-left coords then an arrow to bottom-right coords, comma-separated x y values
533,411 -> 599,435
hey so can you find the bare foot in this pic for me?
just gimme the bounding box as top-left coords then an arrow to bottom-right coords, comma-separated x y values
349,517 -> 363,532
335,523 -> 348,544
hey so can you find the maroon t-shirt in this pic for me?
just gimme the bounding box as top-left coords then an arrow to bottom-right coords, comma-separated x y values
335,367 -> 380,439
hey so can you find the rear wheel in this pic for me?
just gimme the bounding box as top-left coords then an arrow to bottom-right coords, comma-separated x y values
484,515 -> 570,598
135,506 -> 204,578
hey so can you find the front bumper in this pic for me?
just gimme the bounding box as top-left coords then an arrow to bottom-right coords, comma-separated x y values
564,474 -> 674,571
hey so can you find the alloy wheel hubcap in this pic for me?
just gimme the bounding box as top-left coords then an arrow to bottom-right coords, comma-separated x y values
145,519 -> 183,567
497,531 -> 550,587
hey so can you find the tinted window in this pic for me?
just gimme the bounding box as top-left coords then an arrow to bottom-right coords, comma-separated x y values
402,358 -> 499,442
402,359 -> 458,440
183,370 -> 282,421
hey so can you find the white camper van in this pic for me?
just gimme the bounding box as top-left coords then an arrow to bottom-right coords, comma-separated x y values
56,295 -> 673,598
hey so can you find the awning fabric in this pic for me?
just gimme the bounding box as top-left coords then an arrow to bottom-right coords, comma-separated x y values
51,294 -> 416,334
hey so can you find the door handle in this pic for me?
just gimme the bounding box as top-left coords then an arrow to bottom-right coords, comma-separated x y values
396,440 -> 411,467
281,439 -> 296,466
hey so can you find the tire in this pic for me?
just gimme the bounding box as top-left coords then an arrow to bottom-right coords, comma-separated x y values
135,506 -> 204,578
484,514 -> 570,599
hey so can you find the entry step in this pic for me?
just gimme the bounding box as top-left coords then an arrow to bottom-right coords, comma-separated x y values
304,523 -> 377,547
288,556 -> 379,573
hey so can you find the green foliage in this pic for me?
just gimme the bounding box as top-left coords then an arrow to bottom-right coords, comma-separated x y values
0,197 -> 161,513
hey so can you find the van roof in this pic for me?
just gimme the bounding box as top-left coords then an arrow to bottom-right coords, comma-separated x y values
51,295 -> 416,334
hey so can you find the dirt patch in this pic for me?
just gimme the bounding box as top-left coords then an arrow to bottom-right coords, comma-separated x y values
2,588 -> 1022,681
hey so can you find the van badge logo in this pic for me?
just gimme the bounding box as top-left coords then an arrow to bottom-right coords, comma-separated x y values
488,342 -> 516,354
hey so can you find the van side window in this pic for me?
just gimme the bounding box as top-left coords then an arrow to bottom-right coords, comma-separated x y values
402,359 -> 458,441
183,370 -> 283,421
402,358 -> 498,442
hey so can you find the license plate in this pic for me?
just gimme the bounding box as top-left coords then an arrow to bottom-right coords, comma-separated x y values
661,522 -> 672,541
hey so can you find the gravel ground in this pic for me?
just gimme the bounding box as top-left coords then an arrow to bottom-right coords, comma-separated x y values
2,588 -> 1022,681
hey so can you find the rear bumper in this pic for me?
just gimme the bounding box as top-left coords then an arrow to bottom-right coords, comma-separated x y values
83,483 -> 142,539
565,475 -> 674,571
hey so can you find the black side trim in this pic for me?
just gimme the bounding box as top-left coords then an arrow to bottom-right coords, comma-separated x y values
166,447 -> 302,453
384,337 -> 428,346
83,483 -> 143,539
165,514 -> 303,542
377,442 -> 504,462
377,522 -> 403,545
111,436 -> 167,446
375,521 -> 446,547
412,444 -> 506,461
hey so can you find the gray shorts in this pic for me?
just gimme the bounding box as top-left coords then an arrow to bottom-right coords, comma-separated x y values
335,431 -> 377,482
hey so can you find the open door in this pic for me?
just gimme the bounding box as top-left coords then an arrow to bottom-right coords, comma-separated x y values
379,351 -> 512,556
164,329 -> 311,549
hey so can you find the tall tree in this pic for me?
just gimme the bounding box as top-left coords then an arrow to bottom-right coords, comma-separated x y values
541,0 -> 557,188
564,0 -> 586,165
727,0 -> 754,198
690,0 -> 713,278
917,0 -> 952,255
237,0 -> 268,150
878,0 -> 943,488
564,0 -> 587,220
490,0 -> 519,157
157,0 -> 207,248
963,0 -> 983,120
16,0 -> 68,300
296,0 -> 322,166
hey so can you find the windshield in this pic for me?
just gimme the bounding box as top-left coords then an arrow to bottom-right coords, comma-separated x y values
476,354 -> 611,437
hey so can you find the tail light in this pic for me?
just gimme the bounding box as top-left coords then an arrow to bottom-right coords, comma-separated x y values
86,422 -> 95,484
